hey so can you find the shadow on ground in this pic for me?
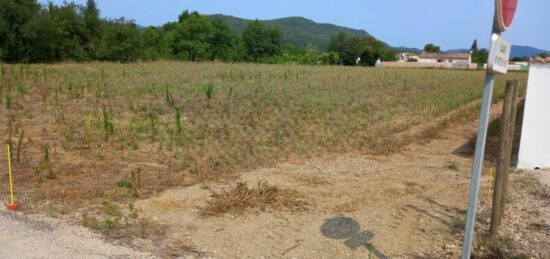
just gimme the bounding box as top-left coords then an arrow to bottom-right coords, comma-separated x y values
453,99 -> 525,167
320,217 -> 387,259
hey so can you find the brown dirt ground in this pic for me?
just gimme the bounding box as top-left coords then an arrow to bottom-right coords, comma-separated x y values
133,100 -> 544,258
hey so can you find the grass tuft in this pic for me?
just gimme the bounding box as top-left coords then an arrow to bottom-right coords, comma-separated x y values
204,83 -> 214,100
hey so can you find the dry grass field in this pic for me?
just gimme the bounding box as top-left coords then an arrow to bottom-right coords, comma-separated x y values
0,62 -> 530,256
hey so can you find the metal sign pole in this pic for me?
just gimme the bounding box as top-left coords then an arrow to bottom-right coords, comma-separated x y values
461,0 -> 517,257
460,23 -> 500,259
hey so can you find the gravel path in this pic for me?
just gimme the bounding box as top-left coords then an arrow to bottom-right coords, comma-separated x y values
532,169 -> 550,226
0,207 -> 153,258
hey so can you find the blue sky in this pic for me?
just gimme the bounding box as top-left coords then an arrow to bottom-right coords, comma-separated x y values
39,0 -> 549,51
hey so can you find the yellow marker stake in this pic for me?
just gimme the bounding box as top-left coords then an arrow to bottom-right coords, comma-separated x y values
7,144 -> 14,205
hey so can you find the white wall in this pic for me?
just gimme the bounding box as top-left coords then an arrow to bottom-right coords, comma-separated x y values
418,58 -> 437,63
418,58 -> 469,64
518,63 -> 550,169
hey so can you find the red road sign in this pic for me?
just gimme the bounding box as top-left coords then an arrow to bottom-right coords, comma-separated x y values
495,0 -> 518,32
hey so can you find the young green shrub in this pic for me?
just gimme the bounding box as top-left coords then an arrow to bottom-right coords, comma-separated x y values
103,218 -> 118,230
227,86 -> 234,98
95,83 -> 101,103
165,85 -> 174,106
116,180 -> 133,189
7,117 -> 12,149
16,129 -> 24,163
204,83 -> 214,100
104,201 -> 123,218
148,113 -> 159,140
175,107 -> 183,135
102,105 -> 115,141
85,115 -> 93,144
82,213 -> 99,229
128,203 -> 139,218
17,81 -> 26,96
5,92 -> 11,109
127,119 -> 139,150
67,81 -> 73,94
35,145 -> 55,179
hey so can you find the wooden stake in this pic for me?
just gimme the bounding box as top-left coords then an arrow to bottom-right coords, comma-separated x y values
490,80 -> 516,235
131,167 -> 141,197
499,80 -> 520,217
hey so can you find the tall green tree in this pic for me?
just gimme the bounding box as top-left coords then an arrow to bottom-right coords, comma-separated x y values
265,26 -> 282,58
141,26 -> 172,60
83,0 -> 102,58
359,36 -> 396,66
327,32 -> 348,63
329,32 -> 395,66
24,7 -> 58,62
97,18 -> 141,62
208,18 -> 238,61
470,39 -> 478,52
242,20 -> 282,61
170,11 -> 213,61
328,32 -> 363,65
423,43 -> 441,53
47,2 -> 88,60
472,48 -> 488,65
0,0 -> 41,62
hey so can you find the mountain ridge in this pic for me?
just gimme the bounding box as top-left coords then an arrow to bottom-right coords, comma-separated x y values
207,14 -> 370,50
157,13 -> 548,57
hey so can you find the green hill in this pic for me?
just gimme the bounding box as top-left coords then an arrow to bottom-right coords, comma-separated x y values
207,15 -> 370,50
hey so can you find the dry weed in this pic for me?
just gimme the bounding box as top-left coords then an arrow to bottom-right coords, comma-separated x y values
201,181 -> 309,216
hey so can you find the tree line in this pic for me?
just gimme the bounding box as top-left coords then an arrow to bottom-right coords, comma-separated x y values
0,0 -> 396,65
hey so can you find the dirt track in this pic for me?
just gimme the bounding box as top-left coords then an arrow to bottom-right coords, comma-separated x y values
0,207 -> 151,258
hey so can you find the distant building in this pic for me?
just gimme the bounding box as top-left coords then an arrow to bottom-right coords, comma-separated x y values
417,52 -> 472,65
397,52 -> 419,62
508,61 -> 529,71
384,51 -> 475,69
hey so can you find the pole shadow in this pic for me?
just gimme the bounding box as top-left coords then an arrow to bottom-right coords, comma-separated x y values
320,217 -> 387,259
